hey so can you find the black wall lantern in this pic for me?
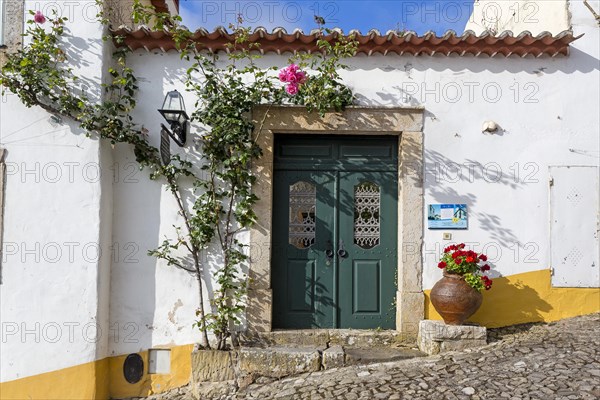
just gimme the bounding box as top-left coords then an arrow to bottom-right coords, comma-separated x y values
158,90 -> 189,147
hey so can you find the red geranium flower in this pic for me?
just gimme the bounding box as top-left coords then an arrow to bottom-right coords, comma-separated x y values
444,245 -> 458,253
436,246 -> 494,291
480,276 -> 493,290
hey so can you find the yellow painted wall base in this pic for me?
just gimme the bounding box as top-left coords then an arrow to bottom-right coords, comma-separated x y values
425,269 -> 600,327
0,359 -> 109,400
0,344 -> 192,400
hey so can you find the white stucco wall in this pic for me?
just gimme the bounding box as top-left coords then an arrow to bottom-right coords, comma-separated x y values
465,0 -> 571,35
417,0 -> 598,289
113,0 -> 599,350
0,0 -> 110,382
108,54 -> 204,355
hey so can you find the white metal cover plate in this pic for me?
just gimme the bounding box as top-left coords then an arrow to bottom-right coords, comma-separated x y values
550,166 -> 599,287
148,349 -> 171,374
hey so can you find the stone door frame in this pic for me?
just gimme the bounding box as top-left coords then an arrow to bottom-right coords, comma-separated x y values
247,105 -> 425,335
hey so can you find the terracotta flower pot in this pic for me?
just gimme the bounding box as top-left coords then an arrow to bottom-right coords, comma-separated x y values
430,271 -> 483,325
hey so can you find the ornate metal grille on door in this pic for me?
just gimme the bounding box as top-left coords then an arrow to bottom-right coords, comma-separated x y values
289,181 -> 316,249
354,182 -> 380,249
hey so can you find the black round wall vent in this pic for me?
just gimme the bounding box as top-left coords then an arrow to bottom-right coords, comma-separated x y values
123,353 -> 144,384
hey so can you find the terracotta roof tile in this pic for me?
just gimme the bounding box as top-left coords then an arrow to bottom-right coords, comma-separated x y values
111,27 -> 582,58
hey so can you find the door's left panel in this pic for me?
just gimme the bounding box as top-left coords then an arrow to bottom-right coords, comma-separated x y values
272,171 -> 336,328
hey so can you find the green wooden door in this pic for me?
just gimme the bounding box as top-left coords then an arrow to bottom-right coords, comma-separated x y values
272,135 -> 398,329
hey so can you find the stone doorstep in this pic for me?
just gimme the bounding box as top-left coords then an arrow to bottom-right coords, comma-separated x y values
240,329 -> 416,348
417,320 -> 488,356
344,347 -> 426,366
239,346 -> 322,379
191,330 -> 427,398
191,343 -> 426,392
322,345 -> 345,369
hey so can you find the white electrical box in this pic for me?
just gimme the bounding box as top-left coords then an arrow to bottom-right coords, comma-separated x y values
148,349 -> 171,374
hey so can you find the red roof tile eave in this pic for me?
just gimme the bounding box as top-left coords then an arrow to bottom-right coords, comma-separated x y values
112,27 -> 582,58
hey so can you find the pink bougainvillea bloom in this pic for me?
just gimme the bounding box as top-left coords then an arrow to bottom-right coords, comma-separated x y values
34,11 -> 46,24
285,83 -> 299,95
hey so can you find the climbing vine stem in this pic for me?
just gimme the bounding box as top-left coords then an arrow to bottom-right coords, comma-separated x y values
1,1 -> 357,350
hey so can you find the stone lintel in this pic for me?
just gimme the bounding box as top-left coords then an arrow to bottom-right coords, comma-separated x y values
253,105 -> 424,135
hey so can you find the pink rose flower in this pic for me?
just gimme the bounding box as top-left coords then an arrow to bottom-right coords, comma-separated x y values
278,69 -> 289,82
285,83 -> 299,95
279,64 -> 306,83
296,71 -> 307,84
286,73 -> 297,83
34,11 -> 46,24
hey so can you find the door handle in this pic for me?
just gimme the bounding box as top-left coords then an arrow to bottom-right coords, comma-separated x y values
325,241 -> 334,260
337,239 -> 348,258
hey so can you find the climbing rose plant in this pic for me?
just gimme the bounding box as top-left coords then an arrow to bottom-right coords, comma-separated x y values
1,2 -> 358,350
438,244 -> 493,291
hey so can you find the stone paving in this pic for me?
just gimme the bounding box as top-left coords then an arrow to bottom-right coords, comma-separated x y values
140,313 -> 600,400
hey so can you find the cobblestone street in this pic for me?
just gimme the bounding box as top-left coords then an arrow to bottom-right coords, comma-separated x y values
148,314 -> 600,400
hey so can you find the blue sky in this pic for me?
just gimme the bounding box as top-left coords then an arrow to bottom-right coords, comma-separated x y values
179,1 -> 475,34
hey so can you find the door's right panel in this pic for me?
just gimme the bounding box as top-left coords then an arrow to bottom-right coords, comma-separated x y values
338,171 -> 398,329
